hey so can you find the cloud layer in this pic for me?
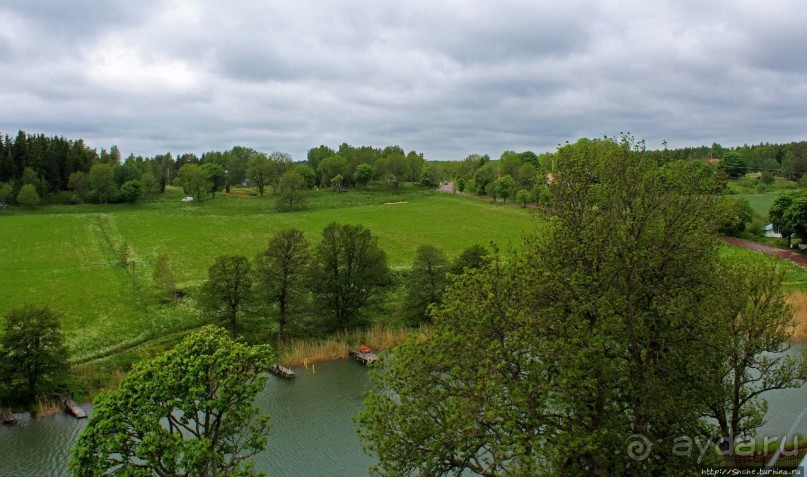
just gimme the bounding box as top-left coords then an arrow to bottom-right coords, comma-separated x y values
2,0 -> 806,160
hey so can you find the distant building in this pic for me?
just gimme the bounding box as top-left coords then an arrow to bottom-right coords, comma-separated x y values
764,224 -> 782,238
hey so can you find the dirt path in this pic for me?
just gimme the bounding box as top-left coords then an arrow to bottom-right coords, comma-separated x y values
720,237 -> 807,267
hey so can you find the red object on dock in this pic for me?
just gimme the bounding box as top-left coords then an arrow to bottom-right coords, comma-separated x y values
360,345 -> 371,353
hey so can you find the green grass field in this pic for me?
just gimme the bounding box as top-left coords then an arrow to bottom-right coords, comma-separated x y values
0,186 -> 539,361
735,192 -> 779,218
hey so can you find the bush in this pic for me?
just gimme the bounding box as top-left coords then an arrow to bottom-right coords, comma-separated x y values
48,191 -> 79,205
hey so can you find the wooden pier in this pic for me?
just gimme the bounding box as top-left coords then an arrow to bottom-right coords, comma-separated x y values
349,348 -> 378,365
54,393 -> 87,419
270,364 -> 295,378
1,410 -> 16,425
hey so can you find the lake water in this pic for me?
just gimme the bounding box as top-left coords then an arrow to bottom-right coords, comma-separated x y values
2,344 -> 807,476
0,359 -> 375,477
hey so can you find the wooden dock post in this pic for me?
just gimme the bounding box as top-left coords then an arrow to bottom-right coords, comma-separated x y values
54,393 -> 87,419
270,364 -> 296,378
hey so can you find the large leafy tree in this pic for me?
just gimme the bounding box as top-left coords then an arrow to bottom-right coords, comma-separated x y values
769,190 -> 807,247
404,244 -> 449,324
274,170 -> 306,212
700,260 -> 807,467
718,151 -> 747,179
89,163 -> 117,204
70,326 -> 273,476
177,163 -> 212,201
202,162 -> 227,198
311,223 -> 390,330
67,171 -> 89,203
0,305 -> 68,400
200,256 -> 254,332
361,137 -> 738,475
254,229 -> 311,341
247,153 -> 273,196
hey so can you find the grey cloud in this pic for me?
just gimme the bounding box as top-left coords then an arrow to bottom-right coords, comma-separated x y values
1,0 -> 807,162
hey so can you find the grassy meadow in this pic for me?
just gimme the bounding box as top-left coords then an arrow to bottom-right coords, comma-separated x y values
0,185 -> 538,363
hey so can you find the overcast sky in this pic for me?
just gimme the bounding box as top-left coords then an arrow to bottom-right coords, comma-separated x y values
1,1 -> 806,161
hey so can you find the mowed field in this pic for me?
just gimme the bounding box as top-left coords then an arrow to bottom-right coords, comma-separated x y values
0,186 -> 539,361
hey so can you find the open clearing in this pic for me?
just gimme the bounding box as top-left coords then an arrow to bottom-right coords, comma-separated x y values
0,186 -> 537,360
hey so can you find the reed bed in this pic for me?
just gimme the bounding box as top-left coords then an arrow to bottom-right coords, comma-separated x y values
788,290 -> 807,341
278,323 -> 431,366
32,394 -> 61,417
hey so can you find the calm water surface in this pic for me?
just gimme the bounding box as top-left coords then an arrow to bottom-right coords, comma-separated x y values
0,359 -> 374,477
2,344 -> 807,476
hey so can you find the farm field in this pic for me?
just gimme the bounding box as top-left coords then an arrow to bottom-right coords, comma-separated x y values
0,186 -> 538,361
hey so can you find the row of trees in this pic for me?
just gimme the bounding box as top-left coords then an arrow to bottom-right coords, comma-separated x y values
195,225 -> 492,340
197,224 -> 390,338
359,137 -> 807,475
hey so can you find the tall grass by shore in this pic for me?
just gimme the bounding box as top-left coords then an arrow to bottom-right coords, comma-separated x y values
788,290 -> 807,341
278,323 -> 430,366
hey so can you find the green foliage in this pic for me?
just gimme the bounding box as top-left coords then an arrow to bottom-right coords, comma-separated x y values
359,255 -> 552,476
719,151 -> 748,179
760,171 -> 776,184
450,243 -> 489,276
699,260 -> 807,466
718,197 -> 753,236
318,156 -> 348,189
202,162 -> 227,198
353,163 -> 373,188
404,244 -> 449,324
118,179 -> 142,203
200,255 -> 254,331
70,326 -> 273,477
361,137 -> 732,475
515,188 -> 530,206
274,170 -> 306,212
140,172 -> 159,198
247,153 -> 273,196
768,190 -> 807,245
253,229 -> 311,341
456,177 -> 465,193
495,174 -> 515,203
16,183 -> 40,207
152,253 -> 178,302
0,181 -> 12,204
311,223 -> 391,330
67,171 -> 89,204
294,164 -> 317,189
89,163 -> 117,204
177,163 -> 212,201
472,162 -> 496,195
0,305 -> 67,400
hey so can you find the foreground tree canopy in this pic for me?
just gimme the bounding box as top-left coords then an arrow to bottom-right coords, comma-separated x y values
358,137 -> 807,476
70,326 -> 273,476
